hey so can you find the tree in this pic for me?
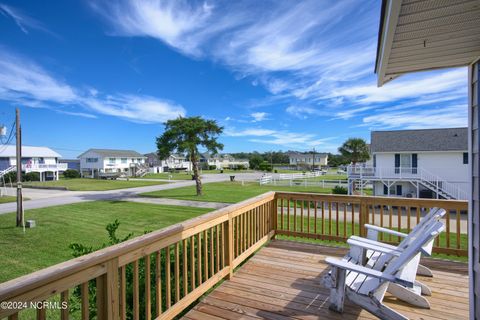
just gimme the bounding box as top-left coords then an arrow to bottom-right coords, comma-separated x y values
338,138 -> 370,165
327,153 -> 349,167
249,154 -> 264,170
157,117 -> 223,196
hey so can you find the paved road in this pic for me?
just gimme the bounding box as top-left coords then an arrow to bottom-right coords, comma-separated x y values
123,197 -> 230,209
0,173 -> 242,215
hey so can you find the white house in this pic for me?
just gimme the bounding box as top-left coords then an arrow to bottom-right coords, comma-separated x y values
200,153 -> 249,170
288,152 -> 328,168
0,145 -> 66,181
348,128 -> 468,200
144,153 -> 193,173
78,149 -> 147,178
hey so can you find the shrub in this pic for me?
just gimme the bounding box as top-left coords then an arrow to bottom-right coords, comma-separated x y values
24,172 -> 40,181
332,185 -> 348,194
237,165 -> 246,170
259,161 -> 272,172
63,169 -> 80,179
208,165 -> 217,170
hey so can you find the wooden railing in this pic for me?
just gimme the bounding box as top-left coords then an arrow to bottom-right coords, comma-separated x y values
0,192 -> 468,319
0,192 -> 276,320
275,192 -> 468,256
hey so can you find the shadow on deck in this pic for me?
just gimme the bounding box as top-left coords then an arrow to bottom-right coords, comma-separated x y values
183,240 -> 469,320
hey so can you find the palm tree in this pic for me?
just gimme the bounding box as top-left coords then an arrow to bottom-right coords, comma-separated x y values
338,138 -> 370,165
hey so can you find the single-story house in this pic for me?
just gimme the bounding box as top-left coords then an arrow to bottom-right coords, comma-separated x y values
288,152 -> 328,168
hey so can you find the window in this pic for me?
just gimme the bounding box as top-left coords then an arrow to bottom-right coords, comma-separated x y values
121,158 -> 127,164
463,152 -> 468,164
109,158 -> 115,164
86,158 -> 98,163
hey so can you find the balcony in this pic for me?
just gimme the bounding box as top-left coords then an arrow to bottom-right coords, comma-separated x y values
22,163 -> 68,173
0,192 -> 468,319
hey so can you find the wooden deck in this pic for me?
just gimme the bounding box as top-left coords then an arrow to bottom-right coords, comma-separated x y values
183,240 -> 469,320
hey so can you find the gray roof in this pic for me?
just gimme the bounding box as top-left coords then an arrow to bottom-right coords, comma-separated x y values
371,128 -> 468,153
287,152 -> 328,157
79,149 -> 146,158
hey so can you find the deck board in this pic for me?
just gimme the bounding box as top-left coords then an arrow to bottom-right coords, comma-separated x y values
183,240 -> 469,320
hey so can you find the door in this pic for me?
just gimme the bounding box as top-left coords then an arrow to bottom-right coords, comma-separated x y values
400,154 -> 411,174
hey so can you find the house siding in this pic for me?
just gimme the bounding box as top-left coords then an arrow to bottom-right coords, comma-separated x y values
469,61 -> 480,320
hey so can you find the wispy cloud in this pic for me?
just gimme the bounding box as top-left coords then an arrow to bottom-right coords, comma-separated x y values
0,3 -> 56,36
0,49 -> 185,123
250,112 -> 269,122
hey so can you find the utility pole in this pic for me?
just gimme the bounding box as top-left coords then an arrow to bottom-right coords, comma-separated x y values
16,108 -> 23,227
312,147 -> 316,171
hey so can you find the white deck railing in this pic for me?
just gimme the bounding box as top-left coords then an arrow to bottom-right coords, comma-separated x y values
22,163 -> 68,172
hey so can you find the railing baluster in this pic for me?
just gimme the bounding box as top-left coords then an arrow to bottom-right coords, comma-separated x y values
60,290 -> 69,320
281,198 -> 284,230
216,225 -> 220,272
155,251 -> 162,316
446,210 -> 451,249
197,234 -> 202,285
221,222 -> 225,268
166,246 -> 171,309
175,243 -> 180,303
293,200 -> 297,233
314,201 -> 318,234
183,239 -> 188,297
397,206 -> 402,243
389,206 -> 393,242
336,202 -> 339,236
287,199 -> 291,231
145,254 -> 152,320
322,201 -> 325,235
81,281 -> 89,320
380,205 -> 384,241
7,313 -> 18,320
351,204 -> 355,236
209,228 -> 214,278
190,236 -> 195,291
456,209 -> 461,250
133,260 -> 140,319
300,201 -> 304,233
328,202 -> 332,235
343,203 -> 347,237
307,201 -> 310,234
203,230 -> 208,281
36,304 -> 46,320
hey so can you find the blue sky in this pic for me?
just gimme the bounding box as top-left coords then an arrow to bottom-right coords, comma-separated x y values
0,0 -> 468,158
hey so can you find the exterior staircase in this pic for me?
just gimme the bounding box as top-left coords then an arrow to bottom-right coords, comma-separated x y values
347,165 -> 468,200
0,166 -> 16,180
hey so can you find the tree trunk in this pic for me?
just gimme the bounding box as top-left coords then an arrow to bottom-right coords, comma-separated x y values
191,152 -> 202,196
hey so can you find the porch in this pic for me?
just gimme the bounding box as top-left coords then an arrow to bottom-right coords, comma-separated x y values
0,192 -> 469,320
184,240 -> 468,320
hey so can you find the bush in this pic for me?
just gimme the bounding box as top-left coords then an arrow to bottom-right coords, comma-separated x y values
208,165 -> 217,170
63,169 -> 80,179
259,161 -> 272,172
24,172 -> 40,181
237,165 -> 246,170
332,185 -> 348,194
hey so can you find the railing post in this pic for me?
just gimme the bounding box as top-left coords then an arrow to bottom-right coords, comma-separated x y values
272,198 -> 277,237
360,200 -> 368,237
225,216 -> 234,280
96,259 -> 120,320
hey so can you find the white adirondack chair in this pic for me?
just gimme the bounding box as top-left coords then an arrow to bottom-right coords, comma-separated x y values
350,207 -> 446,277
322,221 -> 445,320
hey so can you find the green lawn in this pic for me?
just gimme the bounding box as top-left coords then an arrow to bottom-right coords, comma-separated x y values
140,181 -> 333,203
143,172 -> 193,180
0,201 -> 212,283
23,178 -> 168,191
0,196 -> 17,203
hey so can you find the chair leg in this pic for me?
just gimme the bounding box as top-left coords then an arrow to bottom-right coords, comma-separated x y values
387,283 -> 431,309
328,267 -> 346,313
415,280 -> 432,296
417,264 -> 433,277
347,291 -> 409,320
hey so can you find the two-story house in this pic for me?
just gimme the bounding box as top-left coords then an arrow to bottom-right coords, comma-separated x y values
78,149 -> 147,178
144,153 -> 193,173
199,153 -> 250,170
288,152 -> 328,168
0,145 -> 66,181
348,128 -> 468,200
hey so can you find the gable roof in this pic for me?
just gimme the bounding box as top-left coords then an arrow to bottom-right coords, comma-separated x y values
287,152 -> 328,157
371,128 -> 468,153
0,145 -> 61,158
78,149 -> 145,158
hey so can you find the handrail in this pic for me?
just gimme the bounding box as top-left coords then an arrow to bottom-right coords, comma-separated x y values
0,191 -> 468,319
347,165 -> 468,200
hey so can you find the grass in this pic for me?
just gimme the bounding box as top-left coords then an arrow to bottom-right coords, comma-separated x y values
140,181 -> 334,203
23,178 -> 168,191
0,196 -> 17,203
143,172 -> 193,180
0,201 -> 212,283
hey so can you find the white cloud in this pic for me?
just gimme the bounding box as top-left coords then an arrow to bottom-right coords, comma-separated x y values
361,104 -> 467,130
250,112 -> 269,122
286,105 -> 329,119
0,49 -> 185,124
0,3 -> 56,36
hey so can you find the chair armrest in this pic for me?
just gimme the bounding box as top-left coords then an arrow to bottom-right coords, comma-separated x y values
365,224 -> 408,238
325,257 -> 413,288
347,238 -> 402,257
349,235 -> 400,251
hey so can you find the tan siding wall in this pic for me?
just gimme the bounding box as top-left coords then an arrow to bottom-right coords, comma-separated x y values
470,61 -> 479,319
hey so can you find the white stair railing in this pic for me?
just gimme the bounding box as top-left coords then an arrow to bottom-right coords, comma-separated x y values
0,166 -> 16,179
